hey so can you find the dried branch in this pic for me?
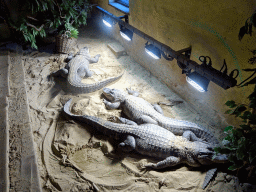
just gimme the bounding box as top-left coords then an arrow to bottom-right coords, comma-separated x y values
26,16 -> 39,21
56,2 -> 66,19
26,23 -> 44,31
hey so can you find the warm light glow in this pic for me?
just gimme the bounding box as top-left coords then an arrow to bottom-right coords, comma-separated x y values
120,31 -> 131,41
145,48 -> 160,59
186,76 -> 206,92
103,19 -> 112,27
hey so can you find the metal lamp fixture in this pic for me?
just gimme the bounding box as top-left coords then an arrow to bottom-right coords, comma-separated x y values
102,17 -> 113,27
103,14 -> 128,28
186,72 -> 210,92
145,43 -> 161,59
97,6 -> 239,92
120,27 -> 133,41
184,56 -> 238,92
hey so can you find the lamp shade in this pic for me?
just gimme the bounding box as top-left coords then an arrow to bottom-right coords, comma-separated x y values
186,71 -> 210,92
145,44 -> 161,59
103,17 -> 113,27
120,28 -> 133,41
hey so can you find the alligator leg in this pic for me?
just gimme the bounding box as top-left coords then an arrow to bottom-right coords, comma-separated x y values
115,117 -> 138,125
77,66 -> 94,78
140,115 -> 158,124
65,53 -> 74,63
103,99 -> 121,109
77,66 -> 87,78
144,156 -> 181,169
52,68 -> 69,78
182,131 -> 204,142
118,135 -> 136,152
152,103 -> 164,114
126,88 -> 140,97
88,54 -> 101,63
185,154 -> 201,167
85,69 -> 94,77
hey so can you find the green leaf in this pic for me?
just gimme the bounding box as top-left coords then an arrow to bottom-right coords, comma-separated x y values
228,163 -> 243,171
228,155 -> 237,163
23,34 -> 28,41
224,126 -> 233,133
248,91 -> 256,101
240,111 -> 252,120
215,147 -> 232,154
249,99 -> 256,109
230,105 -> 247,117
248,114 -> 256,121
214,147 -> 222,153
225,100 -> 237,108
240,124 -> 252,131
239,26 -> 247,40
225,109 -> 234,114
31,41 -> 38,50
236,139 -> 246,160
249,143 -> 256,152
249,152 -> 256,163
238,137 -> 246,145
224,135 -> 232,141
232,128 -> 244,138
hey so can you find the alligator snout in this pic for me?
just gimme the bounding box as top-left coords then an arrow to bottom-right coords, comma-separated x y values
103,87 -> 111,93
212,154 -> 229,163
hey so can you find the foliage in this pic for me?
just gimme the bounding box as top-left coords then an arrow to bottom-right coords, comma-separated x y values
219,9 -> 256,179
45,0 -> 90,37
239,10 -> 256,40
10,21 -> 46,50
6,0 -> 90,49
7,0 -> 56,49
214,85 -> 256,178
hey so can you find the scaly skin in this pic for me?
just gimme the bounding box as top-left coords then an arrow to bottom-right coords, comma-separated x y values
52,47 -> 123,94
102,88 -> 219,146
64,99 -> 228,189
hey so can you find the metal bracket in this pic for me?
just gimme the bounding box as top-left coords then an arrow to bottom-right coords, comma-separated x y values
176,47 -> 192,73
176,47 -> 192,59
118,15 -> 128,23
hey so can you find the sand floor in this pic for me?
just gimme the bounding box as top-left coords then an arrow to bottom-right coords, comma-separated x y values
7,21 -> 255,192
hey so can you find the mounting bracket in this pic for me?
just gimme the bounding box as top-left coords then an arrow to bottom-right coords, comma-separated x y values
176,47 -> 192,59
176,47 -> 192,73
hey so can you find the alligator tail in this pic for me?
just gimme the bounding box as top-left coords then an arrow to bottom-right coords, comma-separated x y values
68,72 -> 124,94
63,99 -> 136,137
202,168 -> 217,189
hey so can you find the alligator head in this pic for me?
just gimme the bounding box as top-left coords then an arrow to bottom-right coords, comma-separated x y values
192,142 -> 228,165
78,47 -> 90,55
102,88 -> 127,102
197,149 -> 228,165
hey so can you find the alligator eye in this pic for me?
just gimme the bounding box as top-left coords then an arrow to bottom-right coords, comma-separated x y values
199,152 -> 208,155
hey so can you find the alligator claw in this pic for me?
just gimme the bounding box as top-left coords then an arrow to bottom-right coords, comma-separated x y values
144,163 -> 155,169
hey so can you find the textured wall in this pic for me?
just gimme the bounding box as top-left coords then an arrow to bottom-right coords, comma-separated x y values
93,1 -> 256,127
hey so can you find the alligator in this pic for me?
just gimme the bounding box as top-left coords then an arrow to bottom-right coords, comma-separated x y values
52,47 -> 123,94
102,88 -> 219,145
64,99 -> 228,189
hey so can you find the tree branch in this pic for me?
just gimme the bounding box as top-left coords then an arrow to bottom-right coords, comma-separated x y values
26,16 -> 39,21
26,23 -> 44,31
